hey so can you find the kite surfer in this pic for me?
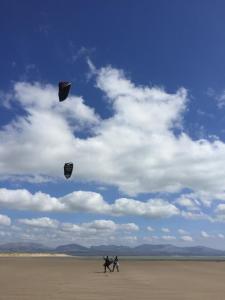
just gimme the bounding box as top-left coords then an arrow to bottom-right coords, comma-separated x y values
103,256 -> 112,273
112,256 -> 119,272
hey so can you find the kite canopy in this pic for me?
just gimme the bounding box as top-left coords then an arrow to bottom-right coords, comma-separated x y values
58,81 -> 71,101
64,162 -> 73,179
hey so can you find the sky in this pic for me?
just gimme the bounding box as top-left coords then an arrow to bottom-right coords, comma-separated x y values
1,0 -> 225,249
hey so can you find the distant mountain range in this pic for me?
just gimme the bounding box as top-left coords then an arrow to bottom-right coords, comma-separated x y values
0,242 -> 51,253
0,242 -> 225,256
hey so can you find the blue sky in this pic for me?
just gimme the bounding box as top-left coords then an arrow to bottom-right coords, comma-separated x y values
1,0 -> 225,248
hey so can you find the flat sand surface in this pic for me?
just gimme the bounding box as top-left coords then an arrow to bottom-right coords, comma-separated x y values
0,258 -> 225,300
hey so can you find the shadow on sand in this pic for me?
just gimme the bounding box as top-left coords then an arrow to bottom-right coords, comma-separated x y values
93,271 -> 105,273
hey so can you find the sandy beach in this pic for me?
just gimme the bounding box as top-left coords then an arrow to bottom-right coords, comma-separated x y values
0,257 -> 224,300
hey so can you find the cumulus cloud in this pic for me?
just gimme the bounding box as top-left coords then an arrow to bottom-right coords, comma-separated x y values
119,223 -> 139,232
201,231 -> 210,238
218,233 -> 224,239
0,188 -> 64,211
1,64 -> 225,200
176,194 -> 200,210
0,214 -> 11,226
19,217 -> 59,228
178,229 -> 189,235
19,217 -> 138,233
0,188 -> 179,218
161,227 -> 170,233
161,235 -> 176,241
147,226 -> 154,232
111,198 -> 179,218
215,204 -> 225,221
60,191 -> 110,214
180,235 -> 193,242
215,204 -> 225,214
13,81 -> 99,126
176,191 -> 225,208
0,82 -> 99,181
181,211 -> 212,221
12,217 -> 139,246
62,219 -> 139,234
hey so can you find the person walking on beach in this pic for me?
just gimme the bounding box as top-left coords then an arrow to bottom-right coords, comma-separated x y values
112,256 -> 119,272
103,256 -> 112,273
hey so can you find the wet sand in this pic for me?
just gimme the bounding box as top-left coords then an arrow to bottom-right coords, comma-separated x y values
0,257 -> 225,300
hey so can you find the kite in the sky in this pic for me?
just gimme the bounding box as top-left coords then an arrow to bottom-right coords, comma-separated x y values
64,162 -> 73,179
58,81 -> 71,101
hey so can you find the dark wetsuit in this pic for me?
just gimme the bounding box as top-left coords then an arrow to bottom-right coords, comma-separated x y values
103,256 -> 112,273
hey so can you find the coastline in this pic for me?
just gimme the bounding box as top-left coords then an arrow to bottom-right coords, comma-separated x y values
0,253 -> 225,260
0,253 -> 71,257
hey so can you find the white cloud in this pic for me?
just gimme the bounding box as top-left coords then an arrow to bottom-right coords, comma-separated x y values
85,219 -> 117,231
213,204 -> 225,222
205,87 -> 225,111
176,195 -> 200,210
75,220 -> 139,233
218,233 -> 224,239
86,57 -> 97,76
72,47 -> 95,63
0,214 -> 11,226
0,231 -> 11,238
161,235 -> 176,241
0,188 -> 179,218
111,198 -> 179,218
181,211 -> 212,221
0,82 -> 99,181
8,217 -> 139,246
18,217 -> 139,234
214,90 -> 225,109
0,188 -> 64,211
201,231 -> 210,238
119,223 -> 139,232
216,204 -> 225,214
19,217 -> 59,228
13,81 -> 99,126
147,226 -> 154,232
178,229 -> 189,235
161,227 -> 170,233
60,191 -> 110,214
1,64 -> 225,201
177,191 -> 224,208
180,235 -> 193,242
